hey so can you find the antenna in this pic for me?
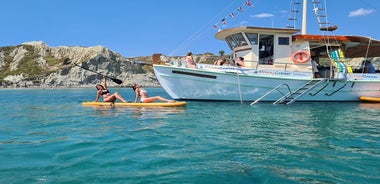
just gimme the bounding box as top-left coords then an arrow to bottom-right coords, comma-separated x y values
301,0 -> 307,34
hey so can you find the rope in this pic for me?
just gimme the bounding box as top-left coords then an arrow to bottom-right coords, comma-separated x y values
169,0 -> 253,56
237,72 -> 243,103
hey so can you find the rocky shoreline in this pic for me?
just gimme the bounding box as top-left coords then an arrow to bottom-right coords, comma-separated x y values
0,41 -> 221,88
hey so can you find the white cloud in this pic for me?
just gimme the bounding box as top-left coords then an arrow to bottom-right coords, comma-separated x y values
349,8 -> 375,17
251,13 -> 274,18
239,21 -> 249,25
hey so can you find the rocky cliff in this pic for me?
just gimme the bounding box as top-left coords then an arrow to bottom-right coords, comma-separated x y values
0,41 -> 220,88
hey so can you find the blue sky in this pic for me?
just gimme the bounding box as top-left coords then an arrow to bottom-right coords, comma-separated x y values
1,0 -> 379,57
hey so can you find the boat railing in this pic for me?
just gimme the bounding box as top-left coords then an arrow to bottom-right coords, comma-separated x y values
244,59 -> 314,72
168,59 -> 339,77
320,69 -> 332,78
348,62 -> 379,74
167,60 -> 188,68
329,61 -> 378,79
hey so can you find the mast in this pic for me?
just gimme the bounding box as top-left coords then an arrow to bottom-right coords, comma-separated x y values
301,0 -> 307,34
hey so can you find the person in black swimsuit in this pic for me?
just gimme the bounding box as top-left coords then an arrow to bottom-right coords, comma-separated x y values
95,76 -> 128,102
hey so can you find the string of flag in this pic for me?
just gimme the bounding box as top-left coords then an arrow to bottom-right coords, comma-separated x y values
213,0 -> 254,28
169,0 -> 255,56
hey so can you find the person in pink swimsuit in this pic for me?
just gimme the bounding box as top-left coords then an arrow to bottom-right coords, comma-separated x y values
185,52 -> 197,68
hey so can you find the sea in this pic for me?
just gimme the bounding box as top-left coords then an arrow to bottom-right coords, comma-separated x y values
0,87 -> 379,184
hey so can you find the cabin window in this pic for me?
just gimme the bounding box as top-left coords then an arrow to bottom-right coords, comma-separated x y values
278,37 -> 290,45
226,36 -> 238,49
246,33 -> 258,45
232,33 -> 248,46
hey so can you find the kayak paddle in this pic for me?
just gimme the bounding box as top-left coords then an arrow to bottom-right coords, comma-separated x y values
63,59 -> 123,84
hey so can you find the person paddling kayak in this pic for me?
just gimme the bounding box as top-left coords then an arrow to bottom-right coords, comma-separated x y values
95,76 -> 128,103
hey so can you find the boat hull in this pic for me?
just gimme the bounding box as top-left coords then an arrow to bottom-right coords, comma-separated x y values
153,65 -> 380,102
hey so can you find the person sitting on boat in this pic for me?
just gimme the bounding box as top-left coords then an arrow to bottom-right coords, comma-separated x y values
214,58 -> 226,66
363,60 -> 376,73
185,52 -> 197,68
229,59 -> 236,66
132,84 -> 175,103
95,76 -> 128,103
236,57 -> 245,67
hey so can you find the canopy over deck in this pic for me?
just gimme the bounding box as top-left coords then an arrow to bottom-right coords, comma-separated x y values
293,34 -> 380,58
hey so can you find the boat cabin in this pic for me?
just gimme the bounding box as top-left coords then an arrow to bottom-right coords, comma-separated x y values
216,26 -> 301,68
216,26 -> 380,75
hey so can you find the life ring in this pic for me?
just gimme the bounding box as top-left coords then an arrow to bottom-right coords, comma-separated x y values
292,51 -> 311,64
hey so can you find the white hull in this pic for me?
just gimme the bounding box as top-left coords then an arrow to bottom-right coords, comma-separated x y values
154,64 -> 380,102
153,7 -> 380,103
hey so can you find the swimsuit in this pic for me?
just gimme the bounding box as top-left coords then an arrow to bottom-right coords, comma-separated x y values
100,90 -> 110,95
139,88 -> 148,102
139,88 -> 147,95
141,98 -> 149,103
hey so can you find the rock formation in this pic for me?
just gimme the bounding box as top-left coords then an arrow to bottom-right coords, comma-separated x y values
0,41 -> 159,88
0,41 -> 222,88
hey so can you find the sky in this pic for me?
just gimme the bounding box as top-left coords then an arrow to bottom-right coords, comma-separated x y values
1,0 -> 379,57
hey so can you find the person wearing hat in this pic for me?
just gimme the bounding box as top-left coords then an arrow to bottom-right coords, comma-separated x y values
185,52 -> 197,68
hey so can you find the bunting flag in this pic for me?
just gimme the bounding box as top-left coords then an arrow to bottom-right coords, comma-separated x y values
221,18 -> 226,24
212,0 -> 255,28
245,0 -> 252,6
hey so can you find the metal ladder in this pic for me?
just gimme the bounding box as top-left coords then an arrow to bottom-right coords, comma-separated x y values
274,79 -> 327,105
286,0 -> 302,29
250,84 -> 292,105
312,0 -> 336,31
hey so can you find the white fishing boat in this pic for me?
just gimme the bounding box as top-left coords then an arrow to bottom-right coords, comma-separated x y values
153,0 -> 380,104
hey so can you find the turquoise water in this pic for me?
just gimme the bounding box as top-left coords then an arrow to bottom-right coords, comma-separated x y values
1,88 -> 379,183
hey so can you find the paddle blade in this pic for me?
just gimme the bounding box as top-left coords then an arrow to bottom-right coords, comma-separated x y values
111,78 -> 123,84
63,58 -> 71,65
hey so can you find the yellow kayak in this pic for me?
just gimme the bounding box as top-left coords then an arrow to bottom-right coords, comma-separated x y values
359,96 -> 380,103
82,101 -> 187,107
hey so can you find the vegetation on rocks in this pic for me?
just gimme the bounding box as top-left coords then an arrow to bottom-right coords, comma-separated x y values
0,41 -> 225,88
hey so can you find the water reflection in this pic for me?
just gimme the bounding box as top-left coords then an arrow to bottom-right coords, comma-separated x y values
359,102 -> 380,110
85,106 -> 186,118
129,107 -> 186,119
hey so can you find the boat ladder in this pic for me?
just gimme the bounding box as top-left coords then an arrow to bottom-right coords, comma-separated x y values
250,83 -> 292,105
274,79 -> 327,105
312,0 -> 337,32
285,0 -> 301,29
